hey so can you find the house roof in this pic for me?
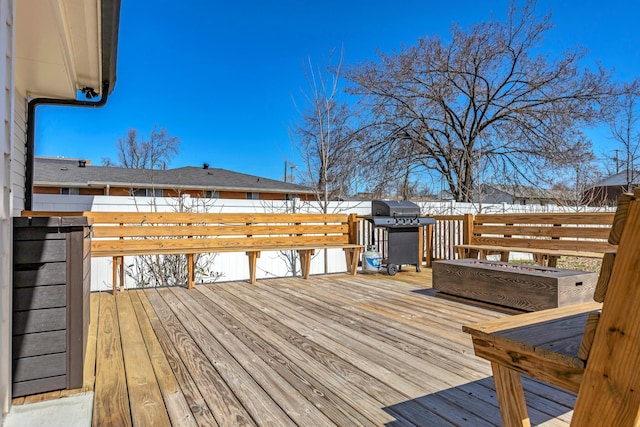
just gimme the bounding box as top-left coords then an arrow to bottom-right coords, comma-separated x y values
591,171 -> 640,187
480,184 -> 556,200
35,157 -> 315,195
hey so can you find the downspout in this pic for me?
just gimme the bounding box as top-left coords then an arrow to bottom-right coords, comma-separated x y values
24,82 -> 111,210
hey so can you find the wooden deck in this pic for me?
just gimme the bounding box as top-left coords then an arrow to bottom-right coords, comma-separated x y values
15,271 -> 578,425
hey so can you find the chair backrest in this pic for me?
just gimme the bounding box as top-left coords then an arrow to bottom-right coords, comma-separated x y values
571,189 -> 640,425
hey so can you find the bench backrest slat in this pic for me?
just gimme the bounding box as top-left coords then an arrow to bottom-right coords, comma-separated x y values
85,211 -> 348,224
470,237 -> 615,253
91,234 -> 352,254
468,212 -> 615,253
472,224 -> 611,240
92,223 -> 349,239
474,212 -> 615,225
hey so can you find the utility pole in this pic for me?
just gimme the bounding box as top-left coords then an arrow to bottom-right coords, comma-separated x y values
289,164 -> 296,183
284,160 -> 288,183
614,149 -> 620,174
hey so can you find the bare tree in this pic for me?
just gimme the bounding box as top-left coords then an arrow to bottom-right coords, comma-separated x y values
607,79 -> 640,191
346,0 -> 613,202
291,48 -> 360,212
103,125 -> 181,169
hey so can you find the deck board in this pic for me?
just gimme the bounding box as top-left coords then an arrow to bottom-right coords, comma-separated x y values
93,292 -> 132,426
15,270 -> 578,426
136,290 -> 219,426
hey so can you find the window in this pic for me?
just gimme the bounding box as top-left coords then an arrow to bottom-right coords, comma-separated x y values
205,190 -> 220,198
131,188 -> 163,197
60,187 -> 80,195
246,192 -> 259,200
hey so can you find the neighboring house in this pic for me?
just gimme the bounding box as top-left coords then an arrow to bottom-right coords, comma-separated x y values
475,184 -> 559,205
585,170 -> 640,206
1,0 -> 120,418
34,157 -> 316,201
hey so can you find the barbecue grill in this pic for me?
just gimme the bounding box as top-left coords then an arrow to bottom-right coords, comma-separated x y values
368,200 -> 435,275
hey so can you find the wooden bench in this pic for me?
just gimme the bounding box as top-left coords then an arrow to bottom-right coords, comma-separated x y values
21,211 -> 363,294
454,212 -> 616,267
463,191 -> 640,426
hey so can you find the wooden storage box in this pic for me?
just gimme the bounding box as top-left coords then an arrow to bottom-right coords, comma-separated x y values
12,216 -> 92,397
432,258 -> 597,311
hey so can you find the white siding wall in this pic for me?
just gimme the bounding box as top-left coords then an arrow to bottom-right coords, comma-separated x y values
11,90 -> 24,215
1,0 -> 14,417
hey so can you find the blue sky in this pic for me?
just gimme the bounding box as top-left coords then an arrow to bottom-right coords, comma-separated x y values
36,0 -> 640,182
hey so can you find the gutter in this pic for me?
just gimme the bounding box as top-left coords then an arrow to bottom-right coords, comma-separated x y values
24,0 -> 121,210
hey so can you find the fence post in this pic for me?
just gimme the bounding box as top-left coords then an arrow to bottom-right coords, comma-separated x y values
425,222 -> 434,267
463,213 -> 474,245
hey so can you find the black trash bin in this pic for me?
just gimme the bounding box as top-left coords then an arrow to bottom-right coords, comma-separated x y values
12,215 -> 92,397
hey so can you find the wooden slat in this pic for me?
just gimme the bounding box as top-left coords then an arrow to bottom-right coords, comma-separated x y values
473,224 -> 611,239
91,240 -> 358,257
455,244 -> 608,260
491,362 -> 531,427
469,237 -> 615,253
474,212 -> 614,225
92,223 -> 348,238
93,292 -> 132,426
593,252 -> 615,303
578,312 -> 600,361
116,292 -> 171,426
608,192 -> 633,245
85,211 -> 348,224
464,301 -> 601,337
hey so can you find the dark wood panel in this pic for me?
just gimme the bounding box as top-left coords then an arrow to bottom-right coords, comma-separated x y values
14,227 -> 68,241
13,262 -> 66,287
13,285 -> 66,311
13,352 -> 67,382
13,239 -> 67,264
12,330 -> 66,358
13,308 -> 66,335
12,375 -> 67,398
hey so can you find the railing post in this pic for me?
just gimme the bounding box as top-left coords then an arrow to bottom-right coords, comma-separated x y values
348,214 -> 359,245
425,222 -> 434,267
463,213 -> 474,245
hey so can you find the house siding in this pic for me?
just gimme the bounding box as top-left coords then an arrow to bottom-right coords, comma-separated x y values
1,0 -> 15,417
11,91 -> 25,215
34,185 -> 308,201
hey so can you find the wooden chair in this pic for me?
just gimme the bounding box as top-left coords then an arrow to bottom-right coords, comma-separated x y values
464,189 -> 640,426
